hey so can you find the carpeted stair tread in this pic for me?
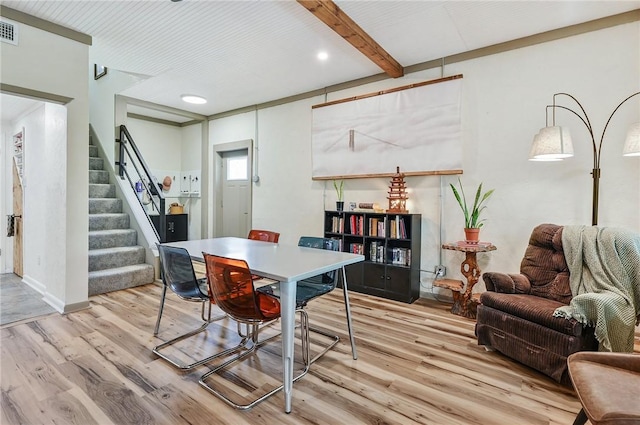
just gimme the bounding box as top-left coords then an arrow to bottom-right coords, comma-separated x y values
89,213 -> 130,231
89,157 -> 104,171
89,229 -> 137,249
89,246 -> 146,271
89,183 -> 116,198
89,170 -> 109,184
89,198 -> 122,214
88,264 -> 155,296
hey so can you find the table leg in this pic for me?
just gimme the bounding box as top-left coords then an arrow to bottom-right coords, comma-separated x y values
341,267 -> 358,360
280,280 -> 297,413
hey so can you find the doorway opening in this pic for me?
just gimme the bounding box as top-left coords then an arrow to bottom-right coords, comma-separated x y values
214,140 -> 253,238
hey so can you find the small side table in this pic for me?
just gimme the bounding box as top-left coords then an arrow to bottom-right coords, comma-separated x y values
440,241 -> 496,319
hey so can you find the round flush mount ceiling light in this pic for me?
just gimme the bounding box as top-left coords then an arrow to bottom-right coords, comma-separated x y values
181,94 -> 207,104
317,51 -> 329,61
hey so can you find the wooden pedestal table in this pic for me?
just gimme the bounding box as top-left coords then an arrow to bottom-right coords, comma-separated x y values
438,242 -> 496,319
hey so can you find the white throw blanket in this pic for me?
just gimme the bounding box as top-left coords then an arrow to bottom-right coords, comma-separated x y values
553,225 -> 640,352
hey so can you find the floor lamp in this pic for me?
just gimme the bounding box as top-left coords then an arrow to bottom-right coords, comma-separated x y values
529,92 -> 640,225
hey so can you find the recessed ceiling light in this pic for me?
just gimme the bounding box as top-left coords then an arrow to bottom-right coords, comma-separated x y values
181,94 -> 207,104
317,51 -> 329,61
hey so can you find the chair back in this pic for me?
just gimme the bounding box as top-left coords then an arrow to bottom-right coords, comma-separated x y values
298,236 -> 340,285
157,244 -> 207,300
248,229 -> 280,243
520,224 -> 571,304
203,253 -> 280,322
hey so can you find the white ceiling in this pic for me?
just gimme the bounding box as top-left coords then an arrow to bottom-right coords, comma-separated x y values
2,1 -> 639,122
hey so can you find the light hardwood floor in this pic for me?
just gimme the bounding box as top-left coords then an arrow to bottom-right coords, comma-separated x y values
2,283 -> 636,425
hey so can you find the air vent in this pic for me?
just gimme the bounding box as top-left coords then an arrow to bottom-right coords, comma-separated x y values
0,18 -> 19,45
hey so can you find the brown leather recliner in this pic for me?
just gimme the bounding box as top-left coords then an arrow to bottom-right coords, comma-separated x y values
475,223 -> 598,385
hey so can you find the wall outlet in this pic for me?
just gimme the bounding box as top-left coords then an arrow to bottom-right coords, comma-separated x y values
434,265 -> 446,278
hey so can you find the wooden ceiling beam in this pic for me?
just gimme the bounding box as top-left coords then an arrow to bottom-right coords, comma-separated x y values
297,0 -> 404,78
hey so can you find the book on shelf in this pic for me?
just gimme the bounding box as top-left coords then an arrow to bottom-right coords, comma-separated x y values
348,215 -> 365,236
388,247 -> 411,266
369,241 -> 385,263
368,217 -> 378,236
330,237 -> 343,251
330,216 -> 344,233
389,216 -> 407,239
349,243 -> 364,255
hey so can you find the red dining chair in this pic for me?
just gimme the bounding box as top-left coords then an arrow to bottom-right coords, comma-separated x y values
199,253 -> 311,410
247,229 -> 280,243
247,229 -> 280,283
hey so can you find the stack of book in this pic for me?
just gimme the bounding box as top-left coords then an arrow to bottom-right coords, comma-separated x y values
368,216 -> 386,237
388,216 -> 408,239
369,241 -> 385,263
349,243 -> 364,254
348,215 -> 365,235
389,247 -> 411,266
329,216 -> 344,233
329,237 -> 343,251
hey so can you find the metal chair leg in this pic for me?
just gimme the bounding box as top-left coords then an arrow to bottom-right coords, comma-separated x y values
154,296 -> 238,370
573,408 -> 588,425
153,317 -> 250,371
198,311 -> 311,410
154,284 -> 168,336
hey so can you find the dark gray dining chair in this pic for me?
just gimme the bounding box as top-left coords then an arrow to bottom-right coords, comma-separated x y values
153,244 -> 245,370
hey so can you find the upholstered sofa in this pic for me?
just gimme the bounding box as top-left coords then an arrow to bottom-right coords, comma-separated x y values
475,223 -> 598,385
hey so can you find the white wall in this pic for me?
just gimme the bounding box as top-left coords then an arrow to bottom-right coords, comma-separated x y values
209,22 -> 639,297
126,118 -> 204,239
89,71 -> 143,166
1,20 -> 90,311
180,123 -> 204,239
208,111 -> 256,238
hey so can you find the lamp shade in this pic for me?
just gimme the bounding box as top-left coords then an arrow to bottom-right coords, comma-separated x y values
528,133 -> 561,161
529,126 -> 574,160
623,122 -> 640,156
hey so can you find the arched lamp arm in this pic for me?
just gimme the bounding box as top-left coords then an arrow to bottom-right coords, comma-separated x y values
554,92 -> 595,134
553,92 -> 597,169
547,104 -> 597,169
598,91 -> 640,168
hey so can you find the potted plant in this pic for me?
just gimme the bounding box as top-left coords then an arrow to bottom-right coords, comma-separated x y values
333,180 -> 344,211
449,177 -> 494,243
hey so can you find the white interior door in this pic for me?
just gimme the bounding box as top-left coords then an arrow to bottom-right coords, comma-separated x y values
219,149 -> 250,238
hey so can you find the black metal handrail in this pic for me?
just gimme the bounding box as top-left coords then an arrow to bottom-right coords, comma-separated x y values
116,125 -> 166,242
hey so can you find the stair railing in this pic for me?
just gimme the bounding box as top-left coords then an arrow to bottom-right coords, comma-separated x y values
116,125 -> 166,242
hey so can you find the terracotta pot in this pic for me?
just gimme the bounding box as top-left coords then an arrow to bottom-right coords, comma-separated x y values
464,228 -> 480,244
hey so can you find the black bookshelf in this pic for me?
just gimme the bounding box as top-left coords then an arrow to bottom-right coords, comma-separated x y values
325,211 -> 421,303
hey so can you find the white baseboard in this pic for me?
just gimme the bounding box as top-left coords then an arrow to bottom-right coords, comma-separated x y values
20,275 -> 91,314
22,274 -> 46,294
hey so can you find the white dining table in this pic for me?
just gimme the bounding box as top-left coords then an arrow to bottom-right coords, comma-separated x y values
163,237 -> 364,413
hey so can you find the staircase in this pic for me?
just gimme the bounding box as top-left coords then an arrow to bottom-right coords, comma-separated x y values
88,142 -> 155,296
